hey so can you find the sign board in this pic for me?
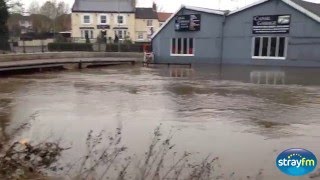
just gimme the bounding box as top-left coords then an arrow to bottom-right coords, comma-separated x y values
253,15 -> 291,34
97,25 -> 110,29
175,14 -> 201,31
80,27 -> 94,29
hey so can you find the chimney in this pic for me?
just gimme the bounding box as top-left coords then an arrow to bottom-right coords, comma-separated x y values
152,2 -> 157,12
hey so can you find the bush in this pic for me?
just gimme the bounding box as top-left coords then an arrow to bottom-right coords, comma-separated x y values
48,42 -> 93,52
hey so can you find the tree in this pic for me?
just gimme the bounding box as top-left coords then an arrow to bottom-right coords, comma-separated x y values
4,0 -> 24,14
40,0 -> 69,19
39,0 -> 69,34
0,0 -> 10,50
28,0 -> 40,14
30,14 -> 52,33
40,1 -> 57,19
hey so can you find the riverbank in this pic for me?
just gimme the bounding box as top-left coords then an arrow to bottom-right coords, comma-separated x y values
0,52 -> 143,62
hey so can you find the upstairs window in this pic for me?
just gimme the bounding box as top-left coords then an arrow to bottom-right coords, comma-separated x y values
117,15 -> 124,24
171,38 -> 194,56
83,15 -> 91,24
252,37 -> 288,59
100,15 -> 108,24
147,20 -> 153,27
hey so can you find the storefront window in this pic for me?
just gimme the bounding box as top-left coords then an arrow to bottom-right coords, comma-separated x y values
172,39 -> 176,54
177,38 -> 182,54
252,36 -> 288,59
81,30 -> 94,39
171,38 -> 194,56
115,30 -> 127,39
270,37 -> 277,57
254,37 -> 260,57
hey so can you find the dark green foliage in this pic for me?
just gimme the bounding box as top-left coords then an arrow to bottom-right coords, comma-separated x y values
48,42 -> 93,52
54,34 -> 68,43
105,44 -> 143,52
0,0 -> 10,50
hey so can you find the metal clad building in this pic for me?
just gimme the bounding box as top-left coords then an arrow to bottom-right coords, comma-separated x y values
152,0 -> 320,67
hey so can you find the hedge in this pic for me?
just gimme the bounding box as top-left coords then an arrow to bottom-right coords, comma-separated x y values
48,43 -> 93,52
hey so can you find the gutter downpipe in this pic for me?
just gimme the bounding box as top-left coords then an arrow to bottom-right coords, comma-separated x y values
219,12 -> 227,67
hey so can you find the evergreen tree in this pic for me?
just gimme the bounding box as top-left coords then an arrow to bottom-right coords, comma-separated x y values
0,0 -> 10,50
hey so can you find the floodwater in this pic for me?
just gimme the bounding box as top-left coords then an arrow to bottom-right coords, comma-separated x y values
0,64 -> 320,179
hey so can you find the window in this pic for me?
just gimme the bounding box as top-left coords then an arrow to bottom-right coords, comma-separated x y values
147,20 -> 153,27
252,37 -> 288,59
137,32 -> 144,40
171,38 -> 194,56
100,15 -> 108,24
115,30 -> 127,39
81,30 -> 94,39
83,15 -> 91,24
117,15 -> 124,24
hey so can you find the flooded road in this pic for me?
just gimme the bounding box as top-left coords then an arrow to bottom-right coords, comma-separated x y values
0,65 -> 320,179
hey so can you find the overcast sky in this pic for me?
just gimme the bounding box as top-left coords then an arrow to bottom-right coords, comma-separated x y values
21,0 -> 320,13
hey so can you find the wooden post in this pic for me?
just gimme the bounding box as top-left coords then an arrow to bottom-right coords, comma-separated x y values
78,61 -> 82,69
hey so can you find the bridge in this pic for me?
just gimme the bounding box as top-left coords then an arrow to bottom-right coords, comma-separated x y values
0,57 -> 139,74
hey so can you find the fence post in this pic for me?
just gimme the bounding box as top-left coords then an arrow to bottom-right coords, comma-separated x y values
23,40 -> 26,53
41,39 -> 44,53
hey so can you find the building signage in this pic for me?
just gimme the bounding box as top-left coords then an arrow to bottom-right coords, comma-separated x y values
253,15 -> 291,34
175,14 -> 201,32
97,25 -> 110,29
80,27 -> 94,29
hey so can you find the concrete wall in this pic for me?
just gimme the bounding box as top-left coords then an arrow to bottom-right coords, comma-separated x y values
223,0 -> 320,67
0,52 -> 143,62
18,39 -> 54,47
71,12 -> 136,42
152,8 -> 225,64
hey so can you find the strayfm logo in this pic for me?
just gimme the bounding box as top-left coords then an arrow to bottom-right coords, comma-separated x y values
276,148 -> 317,176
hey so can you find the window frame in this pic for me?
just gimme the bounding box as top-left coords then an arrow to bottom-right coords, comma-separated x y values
81,30 -> 94,39
170,38 -> 195,56
137,32 -> 144,40
99,14 -> 108,25
147,19 -> 153,27
252,36 -> 288,60
115,15 -> 126,25
115,29 -> 127,40
82,14 -> 92,25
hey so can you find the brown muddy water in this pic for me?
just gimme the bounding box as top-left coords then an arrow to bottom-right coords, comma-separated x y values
0,65 -> 320,179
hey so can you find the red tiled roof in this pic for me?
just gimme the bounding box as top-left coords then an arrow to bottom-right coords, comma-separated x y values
157,12 -> 172,22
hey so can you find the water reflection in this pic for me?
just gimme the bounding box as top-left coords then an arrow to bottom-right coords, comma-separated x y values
250,71 -> 285,85
169,68 -> 194,78
0,65 -> 319,179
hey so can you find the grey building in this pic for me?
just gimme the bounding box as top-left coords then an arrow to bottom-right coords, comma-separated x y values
152,0 -> 320,67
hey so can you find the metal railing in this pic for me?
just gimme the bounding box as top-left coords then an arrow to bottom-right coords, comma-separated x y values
0,36 -> 149,54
